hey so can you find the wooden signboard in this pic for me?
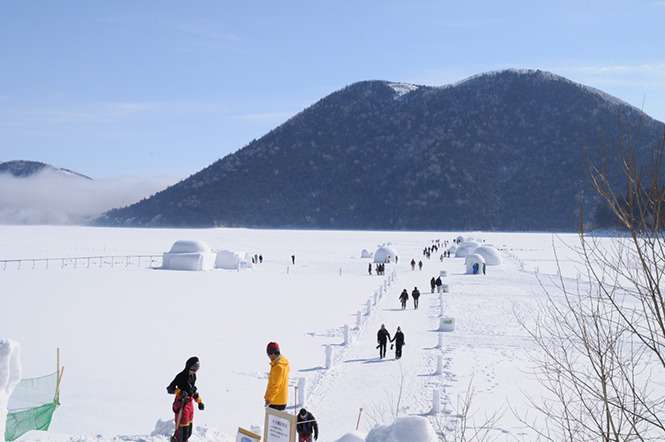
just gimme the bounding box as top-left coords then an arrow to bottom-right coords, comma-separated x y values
237,427 -> 261,442
263,408 -> 297,442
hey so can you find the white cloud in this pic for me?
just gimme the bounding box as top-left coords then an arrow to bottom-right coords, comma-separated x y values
0,170 -> 178,225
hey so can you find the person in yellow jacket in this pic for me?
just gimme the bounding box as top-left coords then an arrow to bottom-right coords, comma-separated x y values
264,341 -> 290,410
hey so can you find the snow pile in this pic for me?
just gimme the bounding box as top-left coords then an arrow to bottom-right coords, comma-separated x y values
0,339 -> 22,442
373,245 -> 398,264
148,420 -> 230,441
360,249 -> 373,259
473,245 -> 502,266
163,240 -> 216,271
366,416 -> 437,442
334,431 -> 367,442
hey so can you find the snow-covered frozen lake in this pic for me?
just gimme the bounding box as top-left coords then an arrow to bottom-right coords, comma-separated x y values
0,226 -> 591,441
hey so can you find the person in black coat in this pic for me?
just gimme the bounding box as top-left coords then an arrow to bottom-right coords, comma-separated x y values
167,357 -> 205,442
391,327 -> 405,359
430,277 -> 436,293
377,324 -> 392,359
399,289 -> 409,310
296,408 -> 319,441
368,263 -> 372,275
412,287 -> 421,309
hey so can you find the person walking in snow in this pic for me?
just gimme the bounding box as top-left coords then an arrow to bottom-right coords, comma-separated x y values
265,342 -> 290,410
435,276 -> 443,293
296,408 -> 319,442
418,260 -> 423,271
410,259 -> 416,271
412,287 -> 421,309
391,327 -> 405,359
368,263 -> 372,275
377,324 -> 392,359
167,357 -> 205,442
291,255 -> 296,265
399,289 -> 409,310
259,255 -> 263,264
482,263 -> 486,275
430,277 -> 436,293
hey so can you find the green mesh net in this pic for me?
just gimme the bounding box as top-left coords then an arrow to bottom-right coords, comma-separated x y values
5,371 -> 60,441
5,402 -> 58,441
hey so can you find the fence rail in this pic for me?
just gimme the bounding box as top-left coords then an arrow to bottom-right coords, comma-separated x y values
0,255 -> 162,271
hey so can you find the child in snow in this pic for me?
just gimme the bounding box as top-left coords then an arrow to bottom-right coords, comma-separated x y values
167,356 -> 205,442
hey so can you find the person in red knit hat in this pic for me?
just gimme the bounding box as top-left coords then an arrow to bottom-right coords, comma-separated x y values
264,342 -> 290,410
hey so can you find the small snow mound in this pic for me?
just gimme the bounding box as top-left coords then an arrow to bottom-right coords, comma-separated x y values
366,416 -> 437,442
150,418 -> 174,436
387,82 -> 419,98
334,431 -> 367,442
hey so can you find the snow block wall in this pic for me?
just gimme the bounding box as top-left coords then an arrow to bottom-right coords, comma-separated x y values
0,339 -> 21,442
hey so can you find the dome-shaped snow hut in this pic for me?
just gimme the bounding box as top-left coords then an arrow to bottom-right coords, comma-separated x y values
473,246 -> 502,266
455,241 -> 480,258
465,253 -> 486,274
162,240 -> 216,271
373,245 -> 398,264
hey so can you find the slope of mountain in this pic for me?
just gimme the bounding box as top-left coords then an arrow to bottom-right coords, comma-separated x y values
97,69 -> 665,230
0,160 -> 92,180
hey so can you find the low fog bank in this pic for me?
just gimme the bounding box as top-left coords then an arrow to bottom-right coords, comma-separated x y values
0,170 -> 177,224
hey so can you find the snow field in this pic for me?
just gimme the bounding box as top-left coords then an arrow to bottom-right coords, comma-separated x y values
1,226 -> 595,440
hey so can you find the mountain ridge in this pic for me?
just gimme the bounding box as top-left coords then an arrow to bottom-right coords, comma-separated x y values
0,160 -> 92,180
97,69 -> 665,230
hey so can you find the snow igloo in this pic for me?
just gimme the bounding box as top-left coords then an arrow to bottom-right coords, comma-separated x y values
215,250 -> 253,270
162,240 -> 216,271
455,241 -> 480,258
373,245 -> 398,264
465,253 -> 486,274
473,246 -> 502,266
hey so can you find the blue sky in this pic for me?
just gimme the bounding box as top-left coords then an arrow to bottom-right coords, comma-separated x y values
1,0 -> 664,180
